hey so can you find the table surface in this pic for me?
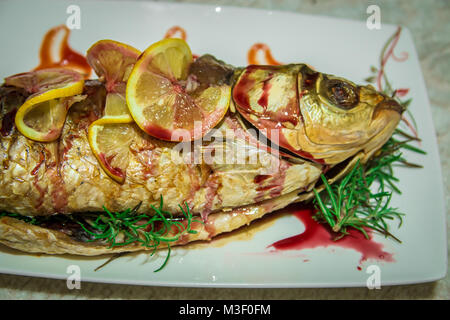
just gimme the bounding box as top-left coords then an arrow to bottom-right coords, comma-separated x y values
0,0 -> 448,299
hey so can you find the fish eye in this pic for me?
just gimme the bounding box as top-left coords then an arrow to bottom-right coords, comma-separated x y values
320,77 -> 359,110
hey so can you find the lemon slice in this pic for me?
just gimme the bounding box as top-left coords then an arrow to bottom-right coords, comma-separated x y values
126,38 -> 230,141
86,40 -> 142,182
88,92 -> 135,183
88,92 -> 134,183
5,68 -> 84,142
86,39 -> 141,121
88,118 -> 135,184
87,39 -> 141,94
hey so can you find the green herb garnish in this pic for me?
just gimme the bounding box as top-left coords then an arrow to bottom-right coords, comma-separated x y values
1,196 -> 202,272
74,196 -> 201,272
313,126 -> 426,242
0,212 -> 40,225
315,26 -> 425,242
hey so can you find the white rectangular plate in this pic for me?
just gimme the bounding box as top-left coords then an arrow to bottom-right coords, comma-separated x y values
0,0 -> 446,287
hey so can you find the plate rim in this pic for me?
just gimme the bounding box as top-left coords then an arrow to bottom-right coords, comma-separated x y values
0,0 -> 447,288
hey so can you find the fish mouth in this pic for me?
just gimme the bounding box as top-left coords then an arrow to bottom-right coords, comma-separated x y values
375,98 -> 405,115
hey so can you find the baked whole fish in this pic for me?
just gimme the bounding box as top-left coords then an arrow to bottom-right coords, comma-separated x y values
0,41 -> 403,256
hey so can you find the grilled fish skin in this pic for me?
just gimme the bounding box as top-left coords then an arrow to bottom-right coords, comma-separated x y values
0,81 -> 322,217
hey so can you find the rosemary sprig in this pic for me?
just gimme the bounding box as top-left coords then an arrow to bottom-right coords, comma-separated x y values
74,196 -> 201,272
1,197 -> 202,272
0,212 -> 41,225
313,131 -> 426,242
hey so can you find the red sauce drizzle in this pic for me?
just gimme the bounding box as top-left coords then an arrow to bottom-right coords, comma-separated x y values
201,175 -> 221,221
254,174 -> 271,184
33,175 -> 47,210
184,164 -> 201,207
268,163 -> 290,198
163,26 -> 199,60
393,88 -> 409,98
31,152 -> 45,176
375,27 -> 416,142
269,204 -> 394,266
61,134 -> 79,161
34,25 -> 91,78
247,43 -> 282,66
257,74 -> 273,108
232,73 -> 255,112
48,168 -> 68,212
233,65 -> 299,131
164,26 -> 187,41
254,161 -> 290,202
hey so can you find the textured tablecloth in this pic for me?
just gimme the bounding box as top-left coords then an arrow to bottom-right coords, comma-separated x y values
0,0 -> 448,299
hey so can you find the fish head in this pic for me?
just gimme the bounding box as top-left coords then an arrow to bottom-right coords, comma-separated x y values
297,65 -> 404,159
232,64 -> 404,164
